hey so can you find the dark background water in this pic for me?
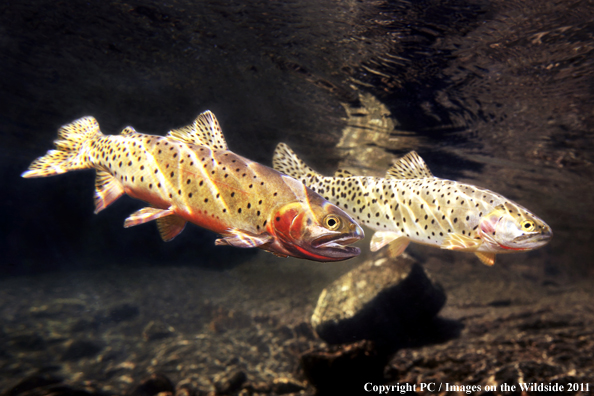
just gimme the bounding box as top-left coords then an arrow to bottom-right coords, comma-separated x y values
1,0 -> 593,274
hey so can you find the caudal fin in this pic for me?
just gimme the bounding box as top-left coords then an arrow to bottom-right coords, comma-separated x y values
22,117 -> 102,178
273,143 -> 320,183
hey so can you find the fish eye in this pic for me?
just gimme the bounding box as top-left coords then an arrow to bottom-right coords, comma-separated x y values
521,220 -> 535,232
324,214 -> 341,231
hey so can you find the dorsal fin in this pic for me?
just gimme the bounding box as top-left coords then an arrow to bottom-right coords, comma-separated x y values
273,143 -> 320,181
120,126 -> 136,135
334,169 -> 353,178
166,110 -> 228,150
386,151 -> 433,179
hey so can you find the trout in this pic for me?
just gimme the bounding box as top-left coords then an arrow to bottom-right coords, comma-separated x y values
273,144 -> 552,265
22,112 -> 364,262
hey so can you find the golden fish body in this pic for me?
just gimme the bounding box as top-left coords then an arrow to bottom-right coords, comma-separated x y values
22,112 -> 363,262
273,143 -> 552,265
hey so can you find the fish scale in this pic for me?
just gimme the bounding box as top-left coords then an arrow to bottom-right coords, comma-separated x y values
22,111 -> 364,262
273,143 -> 553,265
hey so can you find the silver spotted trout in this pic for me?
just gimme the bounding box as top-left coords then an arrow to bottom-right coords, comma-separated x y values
273,144 -> 552,265
22,111 -> 364,262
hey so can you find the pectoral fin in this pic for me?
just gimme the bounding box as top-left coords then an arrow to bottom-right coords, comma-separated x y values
215,229 -> 273,248
441,233 -> 482,251
124,207 -> 175,228
370,231 -> 402,252
475,252 -> 496,266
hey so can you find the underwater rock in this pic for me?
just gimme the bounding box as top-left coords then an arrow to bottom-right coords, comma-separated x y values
61,339 -> 103,361
311,254 -> 446,345
128,373 -> 175,396
107,303 -> 140,323
292,322 -> 316,340
242,382 -> 271,394
212,369 -> 247,395
142,320 -> 175,341
300,340 -> 388,394
270,377 -> 306,394
175,378 -> 206,396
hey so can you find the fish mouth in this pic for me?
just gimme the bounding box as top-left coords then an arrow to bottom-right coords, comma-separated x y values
512,230 -> 553,247
310,234 -> 363,258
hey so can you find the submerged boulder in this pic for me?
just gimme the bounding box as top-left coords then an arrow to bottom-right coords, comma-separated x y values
311,253 -> 446,345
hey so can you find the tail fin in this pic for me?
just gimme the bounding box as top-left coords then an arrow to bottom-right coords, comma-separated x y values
22,117 -> 102,178
273,143 -> 320,182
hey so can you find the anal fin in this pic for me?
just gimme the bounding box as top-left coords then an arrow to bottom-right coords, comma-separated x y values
475,252 -> 496,266
124,207 -> 175,228
387,237 -> 410,258
215,229 -> 273,248
156,215 -> 187,242
370,231 -> 403,252
94,170 -> 125,214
